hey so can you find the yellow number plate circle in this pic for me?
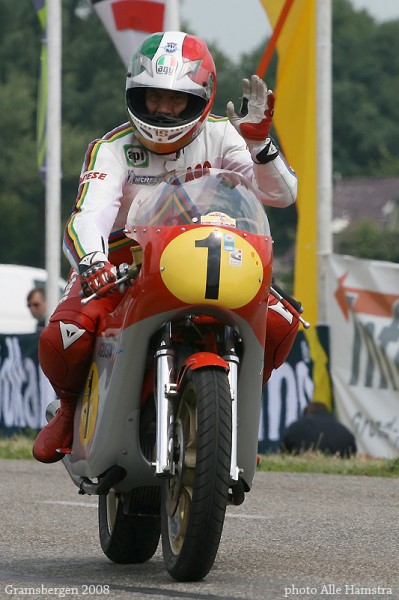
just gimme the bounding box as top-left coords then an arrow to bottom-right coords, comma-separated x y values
79,363 -> 99,445
160,227 -> 263,309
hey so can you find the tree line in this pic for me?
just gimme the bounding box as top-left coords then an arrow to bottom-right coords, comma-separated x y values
0,0 -> 398,274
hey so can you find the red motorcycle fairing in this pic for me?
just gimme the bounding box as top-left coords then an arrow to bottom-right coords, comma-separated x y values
176,352 -> 229,391
120,224 -> 272,349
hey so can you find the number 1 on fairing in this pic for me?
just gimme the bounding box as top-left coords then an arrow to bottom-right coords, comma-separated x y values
195,232 -> 221,299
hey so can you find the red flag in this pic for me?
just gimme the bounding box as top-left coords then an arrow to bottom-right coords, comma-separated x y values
112,0 -> 164,32
92,0 -> 166,67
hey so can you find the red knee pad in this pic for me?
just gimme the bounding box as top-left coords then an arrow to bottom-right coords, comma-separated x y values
263,295 -> 300,384
39,318 -> 96,397
38,268 -> 119,397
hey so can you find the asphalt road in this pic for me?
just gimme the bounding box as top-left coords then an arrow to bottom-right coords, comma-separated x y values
0,459 -> 398,600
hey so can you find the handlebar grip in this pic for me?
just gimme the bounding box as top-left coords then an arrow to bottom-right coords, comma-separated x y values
271,282 -> 303,314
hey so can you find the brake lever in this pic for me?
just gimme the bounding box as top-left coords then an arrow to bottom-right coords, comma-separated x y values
80,246 -> 143,305
270,286 -> 311,329
80,272 -> 132,305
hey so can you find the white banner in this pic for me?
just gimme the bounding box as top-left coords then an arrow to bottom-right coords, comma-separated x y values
327,254 -> 399,458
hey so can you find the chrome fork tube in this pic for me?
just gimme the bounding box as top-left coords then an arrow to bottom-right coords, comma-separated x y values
224,327 -> 240,482
155,324 -> 176,476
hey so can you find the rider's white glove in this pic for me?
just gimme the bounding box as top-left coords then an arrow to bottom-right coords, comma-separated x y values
227,75 -> 276,151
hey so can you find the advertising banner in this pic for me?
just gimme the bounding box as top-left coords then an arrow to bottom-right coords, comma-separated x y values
258,329 -> 320,453
0,333 -> 54,435
327,254 -> 399,458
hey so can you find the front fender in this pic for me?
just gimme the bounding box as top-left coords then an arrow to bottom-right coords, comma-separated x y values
176,352 -> 229,389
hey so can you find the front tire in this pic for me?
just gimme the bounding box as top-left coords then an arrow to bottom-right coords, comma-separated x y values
161,367 -> 232,581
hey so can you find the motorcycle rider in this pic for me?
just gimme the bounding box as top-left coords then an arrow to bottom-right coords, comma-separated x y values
33,31 -> 299,463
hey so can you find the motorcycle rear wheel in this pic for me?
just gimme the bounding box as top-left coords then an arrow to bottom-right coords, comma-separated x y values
98,490 -> 160,563
161,367 -> 232,581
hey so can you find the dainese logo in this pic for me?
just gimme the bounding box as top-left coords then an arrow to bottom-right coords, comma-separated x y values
79,170 -> 107,184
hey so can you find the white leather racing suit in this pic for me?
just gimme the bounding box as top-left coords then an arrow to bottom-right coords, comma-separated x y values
64,116 -> 297,270
37,116 -> 298,407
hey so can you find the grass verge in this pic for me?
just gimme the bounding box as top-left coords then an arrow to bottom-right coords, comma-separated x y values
257,451 -> 399,477
0,433 -> 36,460
1,436 -> 398,477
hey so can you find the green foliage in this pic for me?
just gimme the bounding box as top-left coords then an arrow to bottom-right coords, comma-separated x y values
0,0 -> 128,273
1,0 -> 399,272
0,68 -> 45,266
333,0 -> 399,177
335,219 -> 399,262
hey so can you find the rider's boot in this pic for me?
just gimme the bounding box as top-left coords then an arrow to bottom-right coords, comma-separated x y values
32,391 -> 77,463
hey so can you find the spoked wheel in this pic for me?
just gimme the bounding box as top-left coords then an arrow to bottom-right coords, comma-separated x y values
98,488 -> 160,564
161,367 -> 232,581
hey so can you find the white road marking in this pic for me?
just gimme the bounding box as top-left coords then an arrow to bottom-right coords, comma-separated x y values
227,514 -> 273,520
40,499 -> 273,519
41,500 -> 97,508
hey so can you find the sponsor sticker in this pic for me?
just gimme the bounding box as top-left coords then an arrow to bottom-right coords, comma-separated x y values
229,249 -> 242,266
124,145 -> 149,167
200,212 -> 236,227
164,42 -> 178,53
127,172 -> 163,185
156,54 -> 178,75
223,233 -> 235,251
97,338 -> 118,360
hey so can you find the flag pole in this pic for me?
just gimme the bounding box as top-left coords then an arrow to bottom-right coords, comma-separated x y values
256,0 -> 294,78
45,0 -> 62,316
164,0 -> 180,30
316,0 -> 332,324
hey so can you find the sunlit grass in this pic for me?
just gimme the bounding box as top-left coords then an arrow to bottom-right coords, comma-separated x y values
0,433 -> 36,460
1,436 -> 398,477
257,451 -> 399,477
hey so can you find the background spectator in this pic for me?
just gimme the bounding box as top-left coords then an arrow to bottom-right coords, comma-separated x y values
27,287 -> 47,332
280,401 -> 357,458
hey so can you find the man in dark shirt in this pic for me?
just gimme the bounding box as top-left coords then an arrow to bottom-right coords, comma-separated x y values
27,287 -> 47,332
280,401 -> 357,458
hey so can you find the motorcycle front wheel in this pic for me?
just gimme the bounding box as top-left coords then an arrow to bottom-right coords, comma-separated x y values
98,490 -> 160,563
161,367 -> 232,581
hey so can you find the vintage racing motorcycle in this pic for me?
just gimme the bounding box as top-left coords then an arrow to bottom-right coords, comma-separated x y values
49,167 -> 304,581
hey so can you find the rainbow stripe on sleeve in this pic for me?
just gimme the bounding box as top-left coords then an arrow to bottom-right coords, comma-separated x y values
64,123 -> 132,264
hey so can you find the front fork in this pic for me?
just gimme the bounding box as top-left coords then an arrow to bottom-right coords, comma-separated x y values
224,351 -> 240,482
153,323 -> 241,481
154,324 -> 177,476
223,326 -> 240,483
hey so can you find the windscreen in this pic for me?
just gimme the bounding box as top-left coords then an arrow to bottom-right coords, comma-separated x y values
127,168 -> 271,236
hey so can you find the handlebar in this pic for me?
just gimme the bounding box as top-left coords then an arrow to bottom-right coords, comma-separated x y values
80,269 -> 133,305
80,246 -> 143,305
270,285 -> 310,329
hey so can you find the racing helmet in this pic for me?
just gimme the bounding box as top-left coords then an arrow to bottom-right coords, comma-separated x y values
126,31 -> 216,155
